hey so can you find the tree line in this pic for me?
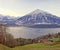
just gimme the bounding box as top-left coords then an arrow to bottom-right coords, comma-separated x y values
0,30 -> 60,48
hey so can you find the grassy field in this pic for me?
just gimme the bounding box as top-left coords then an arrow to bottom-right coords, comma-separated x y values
0,44 -> 12,50
0,43 -> 60,50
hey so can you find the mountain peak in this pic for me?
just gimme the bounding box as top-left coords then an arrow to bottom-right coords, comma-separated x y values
34,9 -> 40,11
28,9 -> 47,15
33,9 -> 44,13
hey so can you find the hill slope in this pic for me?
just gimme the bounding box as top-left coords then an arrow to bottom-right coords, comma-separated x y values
13,43 -> 60,50
0,44 -> 11,50
0,43 -> 60,50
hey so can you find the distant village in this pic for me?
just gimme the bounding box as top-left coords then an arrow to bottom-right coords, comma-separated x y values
0,24 -> 60,48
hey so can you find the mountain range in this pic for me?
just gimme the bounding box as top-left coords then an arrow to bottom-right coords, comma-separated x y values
0,9 -> 60,28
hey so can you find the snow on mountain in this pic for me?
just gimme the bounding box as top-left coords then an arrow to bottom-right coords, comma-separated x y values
17,9 -> 60,26
0,9 -> 60,27
0,15 -> 17,26
0,15 -> 14,21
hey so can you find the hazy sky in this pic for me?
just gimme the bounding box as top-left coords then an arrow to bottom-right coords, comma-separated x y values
0,0 -> 60,17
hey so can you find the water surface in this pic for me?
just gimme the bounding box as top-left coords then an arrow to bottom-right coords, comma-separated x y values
6,27 -> 60,39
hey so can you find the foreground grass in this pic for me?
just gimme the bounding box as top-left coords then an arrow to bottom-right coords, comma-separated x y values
0,43 -> 60,50
13,43 -> 60,50
0,44 -> 12,50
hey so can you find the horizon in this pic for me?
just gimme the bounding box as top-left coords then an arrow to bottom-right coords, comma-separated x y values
0,0 -> 60,17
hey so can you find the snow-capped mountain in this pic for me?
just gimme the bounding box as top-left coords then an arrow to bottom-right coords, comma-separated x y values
17,9 -> 60,28
0,9 -> 60,27
0,15 -> 17,26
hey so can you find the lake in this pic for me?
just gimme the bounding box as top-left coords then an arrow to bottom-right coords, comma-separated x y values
6,27 -> 60,39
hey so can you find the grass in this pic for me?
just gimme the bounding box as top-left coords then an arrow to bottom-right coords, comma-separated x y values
0,44 -> 12,50
0,43 -> 60,50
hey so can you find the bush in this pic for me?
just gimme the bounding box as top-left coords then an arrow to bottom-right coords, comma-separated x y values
50,38 -> 60,42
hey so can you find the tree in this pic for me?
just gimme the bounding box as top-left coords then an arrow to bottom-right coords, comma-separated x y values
4,33 -> 16,48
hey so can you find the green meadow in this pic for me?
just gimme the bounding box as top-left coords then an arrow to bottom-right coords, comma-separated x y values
0,43 -> 60,50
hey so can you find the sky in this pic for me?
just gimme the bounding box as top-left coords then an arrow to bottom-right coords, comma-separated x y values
0,0 -> 60,17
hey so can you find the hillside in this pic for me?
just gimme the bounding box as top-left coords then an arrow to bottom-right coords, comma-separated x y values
0,43 -> 60,50
0,44 -> 11,50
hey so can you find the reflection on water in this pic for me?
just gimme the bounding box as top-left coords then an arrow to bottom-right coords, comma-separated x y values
6,27 -> 60,39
